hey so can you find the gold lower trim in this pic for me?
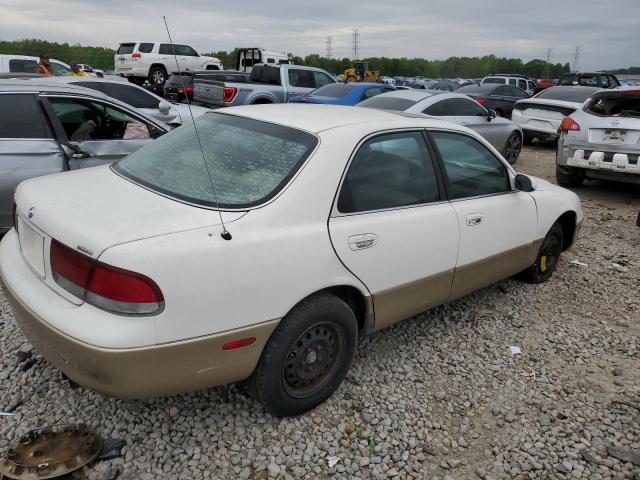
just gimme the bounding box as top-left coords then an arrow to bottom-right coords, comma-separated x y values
449,240 -> 543,301
3,283 -> 279,399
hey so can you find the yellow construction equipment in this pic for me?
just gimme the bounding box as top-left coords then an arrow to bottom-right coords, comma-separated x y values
342,61 -> 380,83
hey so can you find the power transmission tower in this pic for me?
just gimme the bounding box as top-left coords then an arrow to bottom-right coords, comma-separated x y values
544,48 -> 553,78
352,27 -> 360,60
325,36 -> 333,59
571,45 -> 581,73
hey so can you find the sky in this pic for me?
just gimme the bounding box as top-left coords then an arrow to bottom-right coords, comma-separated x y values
0,0 -> 638,70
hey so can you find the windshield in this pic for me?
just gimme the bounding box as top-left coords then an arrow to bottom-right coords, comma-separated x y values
310,84 -> 352,98
536,87 -> 599,102
357,96 -> 418,111
114,113 -> 318,208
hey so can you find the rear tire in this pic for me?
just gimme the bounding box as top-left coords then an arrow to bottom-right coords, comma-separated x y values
519,222 -> 564,284
503,132 -> 522,165
148,66 -> 167,85
244,293 -> 357,416
556,166 -> 584,188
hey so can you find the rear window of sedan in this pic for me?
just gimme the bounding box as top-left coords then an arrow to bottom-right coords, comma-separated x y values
357,96 -> 418,111
536,87 -> 599,102
310,84 -> 352,98
114,113 -> 318,208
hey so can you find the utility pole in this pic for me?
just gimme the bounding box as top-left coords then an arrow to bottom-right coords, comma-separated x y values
325,36 -> 333,59
571,45 -> 581,73
544,48 -> 553,79
352,27 -> 360,60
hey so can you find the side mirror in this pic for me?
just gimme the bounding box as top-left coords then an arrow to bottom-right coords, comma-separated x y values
487,109 -> 497,122
514,174 -> 535,192
158,101 -> 171,115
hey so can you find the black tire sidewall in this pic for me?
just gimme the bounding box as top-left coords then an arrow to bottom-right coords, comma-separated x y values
504,133 -> 522,165
530,223 -> 564,283
149,67 -> 167,85
253,293 -> 357,416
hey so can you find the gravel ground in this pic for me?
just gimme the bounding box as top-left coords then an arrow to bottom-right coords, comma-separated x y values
1,144 -> 639,480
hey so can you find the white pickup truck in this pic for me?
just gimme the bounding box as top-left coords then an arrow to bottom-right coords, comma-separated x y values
193,63 -> 335,107
114,42 -> 223,86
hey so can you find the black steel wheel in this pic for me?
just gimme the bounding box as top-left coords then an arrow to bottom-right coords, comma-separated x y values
503,132 -> 522,165
520,222 -> 564,283
244,292 -> 357,416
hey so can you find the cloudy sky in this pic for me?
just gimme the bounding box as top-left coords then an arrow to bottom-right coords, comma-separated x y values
1,0 -> 638,69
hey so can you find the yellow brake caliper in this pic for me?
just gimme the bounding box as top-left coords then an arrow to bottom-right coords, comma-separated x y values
540,255 -> 548,272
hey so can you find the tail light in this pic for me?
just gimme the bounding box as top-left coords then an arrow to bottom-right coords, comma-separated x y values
176,86 -> 194,94
50,240 -> 164,316
475,98 -> 488,106
132,53 -> 141,60
560,116 -> 581,132
223,87 -> 238,103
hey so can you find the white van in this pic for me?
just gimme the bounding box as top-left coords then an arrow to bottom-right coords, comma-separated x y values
0,54 -> 71,76
236,48 -> 291,73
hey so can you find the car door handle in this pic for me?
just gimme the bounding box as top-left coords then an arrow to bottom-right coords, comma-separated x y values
348,233 -> 378,251
466,214 -> 484,226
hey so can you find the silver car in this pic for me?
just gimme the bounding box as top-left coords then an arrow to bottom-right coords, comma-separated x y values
0,82 -> 169,231
357,90 -> 523,164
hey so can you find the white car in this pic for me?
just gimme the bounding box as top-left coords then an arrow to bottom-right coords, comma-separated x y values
556,88 -> 640,186
77,63 -> 104,77
512,86 -> 600,143
1,105 -> 582,416
115,42 -> 223,86
0,54 -> 71,76
379,76 -> 396,86
481,75 -> 537,96
23,77 -> 210,126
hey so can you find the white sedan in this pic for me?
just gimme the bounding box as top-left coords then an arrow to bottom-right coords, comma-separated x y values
0,105 -> 582,416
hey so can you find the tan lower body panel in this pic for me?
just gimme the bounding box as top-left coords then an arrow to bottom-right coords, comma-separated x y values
372,270 -> 454,331
449,240 -> 543,301
3,284 -> 279,399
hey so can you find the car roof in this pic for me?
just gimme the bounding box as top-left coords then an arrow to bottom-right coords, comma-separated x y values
219,104 -> 456,134
366,89 -> 442,101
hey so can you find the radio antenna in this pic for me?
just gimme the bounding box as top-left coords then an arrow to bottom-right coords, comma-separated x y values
162,16 -> 231,241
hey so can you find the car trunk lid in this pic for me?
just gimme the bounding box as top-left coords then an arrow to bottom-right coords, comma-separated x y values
14,165 -> 245,304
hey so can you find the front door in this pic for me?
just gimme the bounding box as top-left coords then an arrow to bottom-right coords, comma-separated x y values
429,130 -> 538,299
329,131 -> 459,331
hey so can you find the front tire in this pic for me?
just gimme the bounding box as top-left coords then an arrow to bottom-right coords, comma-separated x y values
556,166 -> 584,188
503,132 -> 522,165
245,293 -> 358,416
520,222 -> 564,284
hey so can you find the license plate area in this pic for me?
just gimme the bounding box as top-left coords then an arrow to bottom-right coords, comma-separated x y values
17,217 -> 45,278
603,129 -> 627,144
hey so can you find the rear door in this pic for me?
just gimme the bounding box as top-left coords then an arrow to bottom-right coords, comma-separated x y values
0,93 -> 66,229
115,43 -> 137,71
41,95 -> 162,168
329,131 -> 459,330
429,131 -> 537,299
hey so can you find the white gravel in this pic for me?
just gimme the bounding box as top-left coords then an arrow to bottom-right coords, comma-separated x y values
1,144 -> 639,479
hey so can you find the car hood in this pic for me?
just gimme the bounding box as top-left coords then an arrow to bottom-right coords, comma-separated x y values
14,165 -> 245,259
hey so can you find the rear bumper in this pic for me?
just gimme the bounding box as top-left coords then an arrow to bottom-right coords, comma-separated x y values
114,66 -> 148,78
0,229 -> 278,398
512,110 -> 560,136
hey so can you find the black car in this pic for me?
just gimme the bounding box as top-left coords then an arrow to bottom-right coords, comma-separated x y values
557,72 -> 621,89
456,83 -> 529,118
164,70 -> 249,102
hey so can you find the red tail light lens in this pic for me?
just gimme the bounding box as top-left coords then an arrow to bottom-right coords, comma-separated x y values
132,53 -> 142,60
223,87 -> 238,103
176,86 -> 194,94
222,337 -> 257,351
560,116 -> 581,132
50,240 -> 164,315
475,98 -> 488,106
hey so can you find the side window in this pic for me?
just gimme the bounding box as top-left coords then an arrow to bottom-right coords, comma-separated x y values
431,132 -> 510,199
337,132 -> 440,213
0,94 -> 51,139
450,98 -> 487,116
508,78 -> 517,86
288,69 -> 315,88
267,58 -> 275,63
423,100 -> 448,116
313,71 -> 334,88
175,45 -> 198,56
528,81 -> 537,92
159,44 -> 173,55
50,62 -> 70,76
47,98 -> 151,142
600,75 -> 610,88
9,59 -> 37,73
518,79 -> 527,90
138,43 -> 154,54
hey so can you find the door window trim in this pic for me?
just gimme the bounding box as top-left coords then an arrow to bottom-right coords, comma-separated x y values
330,128 -> 448,218
424,129 -> 517,203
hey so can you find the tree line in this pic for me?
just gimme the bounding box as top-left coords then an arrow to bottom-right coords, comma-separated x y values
3,39 -> 634,79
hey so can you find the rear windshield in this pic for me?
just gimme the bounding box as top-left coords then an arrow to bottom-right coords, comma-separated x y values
310,84 -> 352,98
585,94 -> 640,117
114,113 -> 318,208
357,96 -> 418,111
456,84 -> 497,95
482,77 -> 505,84
536,87 -> 599,102
117,43 -> 135,54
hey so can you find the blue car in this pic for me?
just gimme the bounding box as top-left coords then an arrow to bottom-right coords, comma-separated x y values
290,83 -> 394,106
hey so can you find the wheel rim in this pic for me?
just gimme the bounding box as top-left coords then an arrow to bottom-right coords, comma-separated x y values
152,71 -> 165,84
283,322 -> 345,399
505,134 -> 522,163
539,234 -> 561,274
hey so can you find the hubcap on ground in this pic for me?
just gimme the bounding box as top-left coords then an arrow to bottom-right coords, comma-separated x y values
283,323 -> 344,399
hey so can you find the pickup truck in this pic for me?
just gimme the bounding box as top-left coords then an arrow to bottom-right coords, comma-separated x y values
193,64 -> 336,107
